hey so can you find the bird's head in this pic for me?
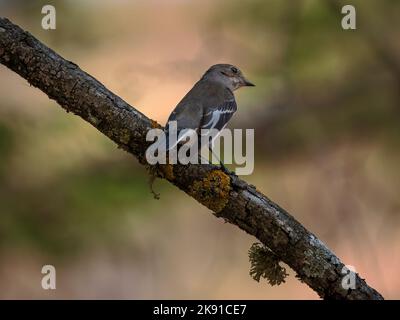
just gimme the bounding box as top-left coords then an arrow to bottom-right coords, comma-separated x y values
202,64 -> 255,91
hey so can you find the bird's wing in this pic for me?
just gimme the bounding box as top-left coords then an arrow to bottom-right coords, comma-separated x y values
200,98 -> 237,133
163,80 -> 236,150
162,95 -> 203,151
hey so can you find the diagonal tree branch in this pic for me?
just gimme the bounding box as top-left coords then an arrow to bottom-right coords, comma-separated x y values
0,17 -> 383,300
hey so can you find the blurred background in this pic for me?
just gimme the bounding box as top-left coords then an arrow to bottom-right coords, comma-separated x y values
0,0 -> 399,299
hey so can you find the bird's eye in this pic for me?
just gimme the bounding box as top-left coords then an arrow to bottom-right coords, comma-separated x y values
231,67 -> 238,74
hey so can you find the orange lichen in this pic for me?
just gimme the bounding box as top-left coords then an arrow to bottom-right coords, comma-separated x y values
150,119 -> 162,129
160,163 -> 175,181
188,170 -> 231,213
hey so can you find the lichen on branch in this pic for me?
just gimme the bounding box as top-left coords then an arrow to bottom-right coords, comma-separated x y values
248,243 -> 289,286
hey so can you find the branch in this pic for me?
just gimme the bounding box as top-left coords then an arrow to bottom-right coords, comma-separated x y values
0,17 -> 383,300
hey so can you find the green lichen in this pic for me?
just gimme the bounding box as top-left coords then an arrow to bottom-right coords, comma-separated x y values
301,248 -> 328,278
188,170 -> 231,213
146,164 -> 161,199
248,243 -> 289,286
119,128 -> 131,145
145,162 -> 175,199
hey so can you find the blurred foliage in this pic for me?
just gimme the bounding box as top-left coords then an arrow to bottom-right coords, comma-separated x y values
0,1 -> 399,293
1,0 -> 399,245
207,0 -> 400,159
0,104 -> 165,255
0,0 -> 126,49
0,139 -> 160,255
0,121 -> 13,176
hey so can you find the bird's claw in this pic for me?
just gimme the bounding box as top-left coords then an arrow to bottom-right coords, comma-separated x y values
220,163 -> 233,175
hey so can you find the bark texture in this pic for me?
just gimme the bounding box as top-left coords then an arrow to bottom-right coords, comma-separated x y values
0,17 -> 384,300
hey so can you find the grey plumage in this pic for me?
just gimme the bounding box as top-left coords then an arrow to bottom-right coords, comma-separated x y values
162,63 -> 254,152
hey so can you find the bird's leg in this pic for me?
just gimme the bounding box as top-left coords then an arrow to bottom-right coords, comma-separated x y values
199,154 -> 211,165
208,145 -> 231,174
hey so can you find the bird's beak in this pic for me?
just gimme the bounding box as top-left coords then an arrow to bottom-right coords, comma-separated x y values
242,77 -> 255,87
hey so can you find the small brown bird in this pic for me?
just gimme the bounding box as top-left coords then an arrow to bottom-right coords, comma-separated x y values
162,64 -> 254,171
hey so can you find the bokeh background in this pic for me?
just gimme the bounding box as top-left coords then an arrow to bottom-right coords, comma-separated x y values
0,0 -> 399,299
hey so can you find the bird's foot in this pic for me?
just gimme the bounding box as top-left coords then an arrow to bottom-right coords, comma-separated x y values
220,162 -> 234,175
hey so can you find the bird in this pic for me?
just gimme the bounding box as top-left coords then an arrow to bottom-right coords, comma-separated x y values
161,63 -> 254,172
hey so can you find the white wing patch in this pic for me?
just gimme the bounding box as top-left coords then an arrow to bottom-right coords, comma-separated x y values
201,100 -> 236,133
201,110 -> 220,130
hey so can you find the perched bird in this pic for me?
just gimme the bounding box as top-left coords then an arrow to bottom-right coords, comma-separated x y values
163,63 -> 254,171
